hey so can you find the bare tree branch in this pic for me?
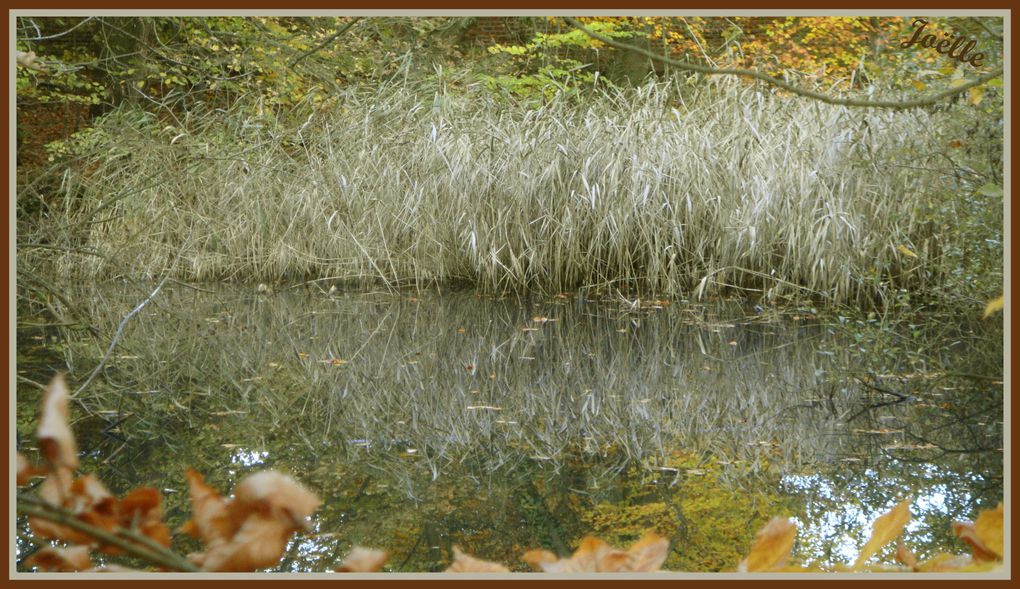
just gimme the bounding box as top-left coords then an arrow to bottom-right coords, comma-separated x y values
562,16 -> 1002,110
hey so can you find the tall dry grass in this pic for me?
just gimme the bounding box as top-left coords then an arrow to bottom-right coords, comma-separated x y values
39,77 -> 955,303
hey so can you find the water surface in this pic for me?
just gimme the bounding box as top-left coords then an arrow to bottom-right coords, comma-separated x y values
15,283 -> 1003,571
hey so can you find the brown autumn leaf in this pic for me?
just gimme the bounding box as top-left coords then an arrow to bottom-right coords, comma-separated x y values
199,513 -> 294,572
852,499 -> 912,571
739,517 -> 797,572
336,547 -> 388,572
446,546 -> 511,572
952,521 -> 998,562
179,469 -> 232,544
182,469 -> 321,572
29,474 -> 117,546
115,487 -> 172,551
230,470 -> 321,531
974,503 -> 1004,559
25,545 -> 93,572
522,532 -> 668,573
36,374 -> 79,495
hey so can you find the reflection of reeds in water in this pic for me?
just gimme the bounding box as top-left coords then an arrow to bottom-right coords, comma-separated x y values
59,284 -> 863,492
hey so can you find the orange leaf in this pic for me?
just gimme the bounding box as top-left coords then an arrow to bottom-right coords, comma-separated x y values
336,547 -> 388,572
446,546 -> 511,572
852,499 -> 911,571
200,513 -> 292,572
739,517 -> 796,572
953,521 -> 999,562
623,531 -> 670,572
180,469 -> 233,544
25,545 -> 92,572
974,503 -> 1004,559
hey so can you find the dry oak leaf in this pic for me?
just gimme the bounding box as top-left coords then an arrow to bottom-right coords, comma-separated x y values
25,545 -> 93,572
446,546 -> 511,573
336,547 -> 388,572
29,474 -> 117,546
738,517 -> 797,572
36,374 -> 79,495
851,499 -> 912,571
181,469 -> 321,571
113,486 -> 172,551
200,513 -> 297,572
522,532 -> 668,572
179,469 -> 232,544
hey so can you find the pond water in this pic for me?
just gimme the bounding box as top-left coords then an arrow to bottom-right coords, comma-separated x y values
15,282 -> 1003,572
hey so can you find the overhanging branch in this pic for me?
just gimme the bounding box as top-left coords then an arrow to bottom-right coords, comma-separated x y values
562,17 -> 1002,110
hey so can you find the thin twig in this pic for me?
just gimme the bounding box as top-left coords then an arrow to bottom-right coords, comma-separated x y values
16,495 -> 199,572
71,276 -> 170,399
562,16 -> 1002,110
289,17 -> 362,68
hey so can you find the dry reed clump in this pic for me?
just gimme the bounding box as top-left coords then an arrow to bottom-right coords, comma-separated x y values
42,77 -> 953,303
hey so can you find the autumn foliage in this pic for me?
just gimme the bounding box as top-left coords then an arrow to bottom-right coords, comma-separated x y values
17,374 -> 1005,573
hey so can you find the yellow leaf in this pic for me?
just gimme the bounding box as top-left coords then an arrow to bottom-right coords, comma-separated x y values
983,295 -> 1004,318
896,244 -> 918,258
968,87 -> 984,106
739,517 -> 797,572
852,499 -> 912,571
912,80 -> 925,91
974,503 -> 1004,559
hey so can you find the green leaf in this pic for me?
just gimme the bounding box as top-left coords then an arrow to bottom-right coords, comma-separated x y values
976,184 -> 1003,197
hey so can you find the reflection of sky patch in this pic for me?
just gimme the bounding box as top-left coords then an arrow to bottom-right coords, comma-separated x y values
230,448 -> 269,467
782,460 -> 979,567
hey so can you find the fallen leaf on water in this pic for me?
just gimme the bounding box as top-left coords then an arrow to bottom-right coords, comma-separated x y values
336,547 -> 388,572
446,546 -> 510,572
25,545 -> 92,572
738,517 -> 796,572
852,499 -> 911,571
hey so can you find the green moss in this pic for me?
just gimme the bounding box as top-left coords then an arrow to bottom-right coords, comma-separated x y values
578,452 -> 797,572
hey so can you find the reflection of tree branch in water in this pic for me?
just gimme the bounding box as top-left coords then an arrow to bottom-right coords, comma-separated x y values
846,376 -> 914,422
